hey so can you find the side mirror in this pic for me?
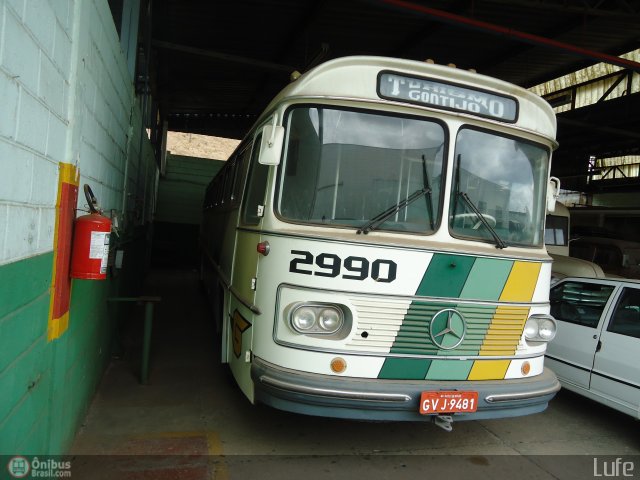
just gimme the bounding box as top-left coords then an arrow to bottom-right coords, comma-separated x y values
547,176 -> 560,213
258,123 -> 284,166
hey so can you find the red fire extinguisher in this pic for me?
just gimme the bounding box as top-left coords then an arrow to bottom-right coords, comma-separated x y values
70,185 -> 112,280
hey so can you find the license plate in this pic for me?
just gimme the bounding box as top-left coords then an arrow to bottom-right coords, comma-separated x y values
419,391 -> 478,414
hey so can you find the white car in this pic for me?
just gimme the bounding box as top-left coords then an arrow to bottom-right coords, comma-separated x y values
546,277 -> 640,418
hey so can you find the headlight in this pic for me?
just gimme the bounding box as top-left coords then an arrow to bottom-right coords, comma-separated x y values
319,309 -> 342,332
524,319 -> 539,339
290,304 -> 344,335
524,314 -> 557,342
292,307 -> 316,331
538,318 -> 556,340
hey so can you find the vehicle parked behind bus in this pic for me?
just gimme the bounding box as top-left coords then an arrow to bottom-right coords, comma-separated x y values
545,202 -> 605,284
570,236 -> 640,280
201,56 -> 561,430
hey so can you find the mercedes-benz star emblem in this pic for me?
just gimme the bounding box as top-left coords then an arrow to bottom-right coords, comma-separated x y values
429,308 -> 466,350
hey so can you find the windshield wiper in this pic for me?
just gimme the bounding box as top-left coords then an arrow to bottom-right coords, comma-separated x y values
357,187 -> 430,234
458,192 -> 508,249
421,155 -> 435,230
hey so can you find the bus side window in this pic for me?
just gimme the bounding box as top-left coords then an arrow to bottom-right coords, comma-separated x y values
228,156 -> 239,205
242,134 -> 269,225
233,146 -> 252,208
203,184 -> 212,210
223,158 -> 235,206
213,175 -> 221,207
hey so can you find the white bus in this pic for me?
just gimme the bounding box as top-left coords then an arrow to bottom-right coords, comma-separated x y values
201,56 -> 561,430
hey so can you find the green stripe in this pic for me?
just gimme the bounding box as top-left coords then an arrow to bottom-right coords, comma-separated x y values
415,254 -> 475,298
425,359 -> 474,380
382,254 -> 514,379
390,302 -> 448,355
435,304 -> 496,357
459,257 -> 513,300
378,358 -> 432,379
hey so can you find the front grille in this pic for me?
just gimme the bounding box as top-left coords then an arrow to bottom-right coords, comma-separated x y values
347,295 -> 528,357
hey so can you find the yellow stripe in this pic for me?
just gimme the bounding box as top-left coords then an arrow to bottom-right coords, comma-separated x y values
479,306 -> 529,355
47,179 -> 63,340
129,431 -> 226,480
467,360 -> 511,380
207,432 -> 229,480
499,261 -> 541,302
47,162 -> 78,341
48,311 -> 70,341
477,262 -> 539,357
59,162 -> 80,186
472,262 -> 540,370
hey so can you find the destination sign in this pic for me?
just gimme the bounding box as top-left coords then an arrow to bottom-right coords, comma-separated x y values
378,72 -> 518,122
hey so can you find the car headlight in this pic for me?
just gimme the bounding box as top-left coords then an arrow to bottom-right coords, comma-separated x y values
524,314 -> 557,342
290,304 -> 344,335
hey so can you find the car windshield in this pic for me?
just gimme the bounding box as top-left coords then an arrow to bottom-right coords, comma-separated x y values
449,128 -> 550,247
277,106 -> 446,234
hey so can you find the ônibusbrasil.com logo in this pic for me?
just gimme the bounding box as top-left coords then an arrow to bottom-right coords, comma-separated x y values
6,456 -> 72,478
7,457 -> 30,478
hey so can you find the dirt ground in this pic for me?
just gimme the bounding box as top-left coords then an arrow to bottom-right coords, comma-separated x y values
166,132 -> 240,161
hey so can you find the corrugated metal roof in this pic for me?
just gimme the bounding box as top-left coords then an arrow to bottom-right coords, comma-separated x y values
149,0 -> 640,192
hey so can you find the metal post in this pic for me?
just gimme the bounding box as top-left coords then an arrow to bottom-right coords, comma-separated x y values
107,296 -> 161,385
141,301 -> 154,385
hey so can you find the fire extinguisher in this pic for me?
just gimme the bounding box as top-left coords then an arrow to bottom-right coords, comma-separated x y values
70,185 -> 112,280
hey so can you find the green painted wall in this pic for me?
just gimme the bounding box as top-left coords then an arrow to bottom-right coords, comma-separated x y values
155,154 -> 224,225
0,0 -> 157,456
0,232 -> 148,454
152,154 -> 224,267
0,253 -> 53,452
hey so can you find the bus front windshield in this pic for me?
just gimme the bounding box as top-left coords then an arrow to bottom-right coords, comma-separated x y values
449,128 -> 550,248
278,106 -> 446,234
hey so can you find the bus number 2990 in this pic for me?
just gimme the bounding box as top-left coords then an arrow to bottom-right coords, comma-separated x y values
289,250 -> 397,283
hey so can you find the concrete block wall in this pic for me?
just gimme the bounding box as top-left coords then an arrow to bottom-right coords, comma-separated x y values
0,0 -> 157,454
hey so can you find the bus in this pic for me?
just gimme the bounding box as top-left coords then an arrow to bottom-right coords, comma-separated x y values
545,201 -> 605,284
201,56 -> 561,430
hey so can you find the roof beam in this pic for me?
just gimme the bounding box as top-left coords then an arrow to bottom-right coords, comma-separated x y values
477,0 -> 640,18
152,39 -> 297,74
375,0 -> 640,72
387,0 -> 469,59
558,117 -> 640,141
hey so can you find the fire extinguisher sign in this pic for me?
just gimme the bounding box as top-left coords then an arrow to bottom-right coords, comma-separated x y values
89,231 -> 110,273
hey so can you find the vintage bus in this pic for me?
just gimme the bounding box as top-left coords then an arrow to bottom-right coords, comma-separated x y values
545,201 -> 606,284
201,56 -> 561,430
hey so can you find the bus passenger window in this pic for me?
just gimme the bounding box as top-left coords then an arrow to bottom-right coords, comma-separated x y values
242,134 -> 269,225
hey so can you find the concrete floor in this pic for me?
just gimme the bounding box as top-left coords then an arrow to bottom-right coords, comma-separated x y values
69,269 -> 640,479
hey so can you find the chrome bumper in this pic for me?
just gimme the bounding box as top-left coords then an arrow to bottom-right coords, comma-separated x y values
252,357 -> 560,422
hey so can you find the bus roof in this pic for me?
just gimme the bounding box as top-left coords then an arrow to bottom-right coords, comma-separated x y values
262,56 -> 557,142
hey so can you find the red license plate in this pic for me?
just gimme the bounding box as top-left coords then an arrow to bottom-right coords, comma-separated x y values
419,391 -> 478,414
